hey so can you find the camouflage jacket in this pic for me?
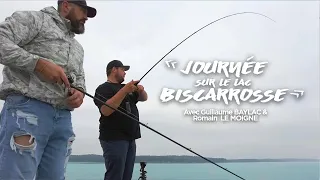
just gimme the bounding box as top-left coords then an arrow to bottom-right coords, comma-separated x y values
0,6 -> 86,110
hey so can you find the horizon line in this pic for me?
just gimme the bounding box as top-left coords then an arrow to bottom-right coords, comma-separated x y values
70,154 -> 320,160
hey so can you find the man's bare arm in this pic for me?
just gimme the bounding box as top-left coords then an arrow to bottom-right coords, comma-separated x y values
100,88 -> 128,116
137,85 -> 148,102
100,80 -> 140,116
138,90 -> 148,101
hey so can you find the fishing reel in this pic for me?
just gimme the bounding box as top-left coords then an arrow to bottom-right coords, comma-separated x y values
67,76 -> 74,96
67,76 -> 74,84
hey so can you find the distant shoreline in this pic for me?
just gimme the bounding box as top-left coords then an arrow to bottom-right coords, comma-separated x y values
69,155 -> 319,163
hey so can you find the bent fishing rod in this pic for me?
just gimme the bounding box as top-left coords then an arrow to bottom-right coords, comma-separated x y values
69,12 -> 275,180
68,77 -> 246,180
136,11 -> 276,83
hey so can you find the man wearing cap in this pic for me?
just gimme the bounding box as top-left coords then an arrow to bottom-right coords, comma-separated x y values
93,60 -> 148,180
0,0 -> 96,179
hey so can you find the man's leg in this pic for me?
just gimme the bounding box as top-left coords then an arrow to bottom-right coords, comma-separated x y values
36,109 -> 74,180
0,95 -> 54,180
123,140 -> 136,180
100,140 -> 129,180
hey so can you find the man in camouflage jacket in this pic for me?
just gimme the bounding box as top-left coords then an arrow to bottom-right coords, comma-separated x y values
0,0 -> 97,179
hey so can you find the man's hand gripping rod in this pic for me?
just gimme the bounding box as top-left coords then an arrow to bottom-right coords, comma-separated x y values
67,77 -> 246,180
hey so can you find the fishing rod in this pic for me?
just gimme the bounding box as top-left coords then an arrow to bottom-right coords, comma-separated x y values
68,77 -> 246,180
93,11 -> 277,140
136,11 -> 276,84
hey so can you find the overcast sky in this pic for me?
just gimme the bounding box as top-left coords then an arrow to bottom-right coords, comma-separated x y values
0,1 -> 319,159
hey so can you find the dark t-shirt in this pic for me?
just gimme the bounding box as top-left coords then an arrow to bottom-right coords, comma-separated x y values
93,82 -> 141,141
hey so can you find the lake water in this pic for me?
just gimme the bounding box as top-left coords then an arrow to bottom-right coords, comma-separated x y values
66,162 -> 319,180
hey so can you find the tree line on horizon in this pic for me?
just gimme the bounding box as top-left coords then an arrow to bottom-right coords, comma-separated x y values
68,154 -> 318,163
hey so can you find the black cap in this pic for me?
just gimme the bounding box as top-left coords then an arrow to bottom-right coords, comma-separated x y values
58,0 -> 97,18
106,60 -> 130,72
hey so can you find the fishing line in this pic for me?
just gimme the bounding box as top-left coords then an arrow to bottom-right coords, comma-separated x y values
68,77 -> 246,180
136,11 -> 275,84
